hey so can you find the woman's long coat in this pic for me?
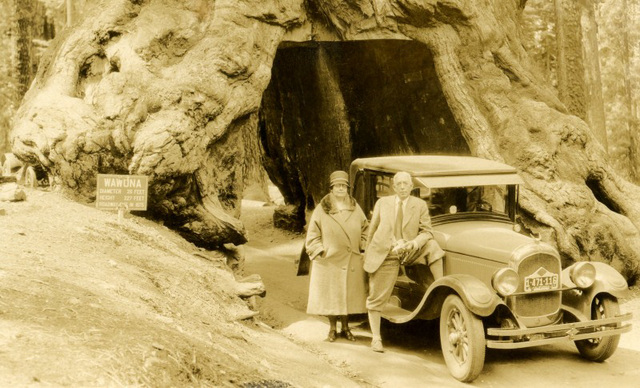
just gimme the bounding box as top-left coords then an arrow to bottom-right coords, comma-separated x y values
305,194 -> 368,315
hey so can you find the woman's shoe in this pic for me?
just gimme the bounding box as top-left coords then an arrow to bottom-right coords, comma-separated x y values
327,330 -> 337,342
342,329 -> 356,341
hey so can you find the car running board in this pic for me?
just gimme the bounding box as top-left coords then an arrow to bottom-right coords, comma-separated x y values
381,304 -> 413,323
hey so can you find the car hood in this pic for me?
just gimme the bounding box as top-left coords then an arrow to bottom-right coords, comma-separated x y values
434,220 -> 534,264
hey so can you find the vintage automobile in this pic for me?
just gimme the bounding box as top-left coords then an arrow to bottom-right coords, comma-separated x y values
345,155 -> 632,382
1,152 -> 40,187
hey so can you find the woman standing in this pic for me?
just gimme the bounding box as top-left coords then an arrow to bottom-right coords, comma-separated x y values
305,170 -> 369,342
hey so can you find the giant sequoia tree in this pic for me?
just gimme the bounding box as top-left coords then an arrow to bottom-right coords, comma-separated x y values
10,0 -> 640,281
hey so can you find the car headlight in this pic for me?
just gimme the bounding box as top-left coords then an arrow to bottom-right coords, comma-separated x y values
492,268 -> 519,297
570,262 -> 596,289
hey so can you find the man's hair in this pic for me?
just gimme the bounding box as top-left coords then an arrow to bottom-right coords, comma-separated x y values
393,171 -> 412,184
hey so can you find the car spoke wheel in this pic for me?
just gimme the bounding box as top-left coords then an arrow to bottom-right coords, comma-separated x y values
575,295 -> 621,362
23,166 -> 37,188
439,294 -> 485,382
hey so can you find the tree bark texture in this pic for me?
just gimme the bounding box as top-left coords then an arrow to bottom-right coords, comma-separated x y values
10,0 -> 640,280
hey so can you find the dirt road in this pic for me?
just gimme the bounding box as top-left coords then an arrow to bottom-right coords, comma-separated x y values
241,200 -> 640,388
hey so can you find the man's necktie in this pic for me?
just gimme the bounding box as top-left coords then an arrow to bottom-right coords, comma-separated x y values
394,202 -> 403,240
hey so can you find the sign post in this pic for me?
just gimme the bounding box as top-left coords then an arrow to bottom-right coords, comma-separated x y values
96,174 -> 148,221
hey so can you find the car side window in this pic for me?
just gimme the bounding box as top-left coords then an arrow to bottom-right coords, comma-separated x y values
353,170 -> 379,218
375,175 -> 394,198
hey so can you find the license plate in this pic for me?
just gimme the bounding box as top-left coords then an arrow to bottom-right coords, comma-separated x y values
524,267 -> 558,292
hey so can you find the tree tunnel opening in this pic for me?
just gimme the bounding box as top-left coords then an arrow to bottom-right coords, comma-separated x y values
586,177 -> 620,213
258,39 -> 469,213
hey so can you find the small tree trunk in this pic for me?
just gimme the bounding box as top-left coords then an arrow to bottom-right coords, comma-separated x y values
581,0 -> 608,151
555,0 -> 586,119
554,0 -> 607,149
12,0 -> 36,98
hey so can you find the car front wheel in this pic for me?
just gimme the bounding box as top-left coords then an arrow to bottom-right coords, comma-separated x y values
439,294 -> 486,382
575,295 -> 621,362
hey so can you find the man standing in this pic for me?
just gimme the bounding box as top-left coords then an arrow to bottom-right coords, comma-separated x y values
364,171 -> 435,352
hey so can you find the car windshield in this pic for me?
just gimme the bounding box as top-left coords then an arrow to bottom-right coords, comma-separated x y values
418,185 -> 508,217
371,175 -> 512,218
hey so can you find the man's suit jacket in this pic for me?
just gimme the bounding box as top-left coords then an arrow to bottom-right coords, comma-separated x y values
363,195 -> 434,273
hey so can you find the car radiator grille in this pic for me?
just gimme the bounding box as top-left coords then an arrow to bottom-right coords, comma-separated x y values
514,253 -> 562,318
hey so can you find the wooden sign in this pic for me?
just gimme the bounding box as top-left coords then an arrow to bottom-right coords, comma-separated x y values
96,174 -> 148,211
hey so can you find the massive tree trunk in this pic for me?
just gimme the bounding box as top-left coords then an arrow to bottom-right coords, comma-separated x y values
10,0 -> 640,280
12,0 -> 302,248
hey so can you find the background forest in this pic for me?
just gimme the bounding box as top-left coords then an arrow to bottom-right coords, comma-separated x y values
1,0 -> 639,183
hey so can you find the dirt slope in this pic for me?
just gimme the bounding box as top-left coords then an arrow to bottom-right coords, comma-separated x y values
0,187 -> 360,387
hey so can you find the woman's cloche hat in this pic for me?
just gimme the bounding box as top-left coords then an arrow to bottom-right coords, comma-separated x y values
329,170 -> 349,187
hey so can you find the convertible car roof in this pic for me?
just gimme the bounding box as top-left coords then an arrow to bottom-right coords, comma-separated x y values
350,155 -> 524,187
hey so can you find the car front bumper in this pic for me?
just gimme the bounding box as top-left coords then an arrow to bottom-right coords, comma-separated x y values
486,313 -> 633,349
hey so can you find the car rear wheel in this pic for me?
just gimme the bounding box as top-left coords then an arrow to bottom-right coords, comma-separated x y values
575,295 -> 621,362
439,294 -> 486,382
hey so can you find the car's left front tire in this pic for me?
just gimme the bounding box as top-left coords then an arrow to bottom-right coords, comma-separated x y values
439,294 -> 486,382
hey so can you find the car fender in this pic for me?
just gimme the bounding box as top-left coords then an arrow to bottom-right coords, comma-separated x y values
561,262 -> 629,319
413,274 -> 504,320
